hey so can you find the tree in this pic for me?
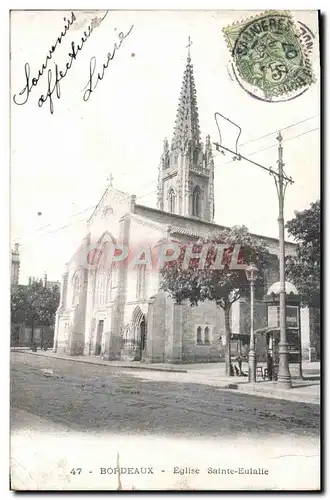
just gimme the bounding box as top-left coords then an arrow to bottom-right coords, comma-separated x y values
160,225 -> 270,376
11,280 -> 60,346
285,200 -> 320,308
11,285 -> 29,325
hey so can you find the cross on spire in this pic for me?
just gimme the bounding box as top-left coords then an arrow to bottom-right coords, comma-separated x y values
186,36 -> 193,60
107,173 -> 114,186
171,37 -> 201,151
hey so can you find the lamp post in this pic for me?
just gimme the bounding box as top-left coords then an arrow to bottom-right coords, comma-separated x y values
213,117 -> 294,389
275,132 -> 292,389
245,263 -> 258,383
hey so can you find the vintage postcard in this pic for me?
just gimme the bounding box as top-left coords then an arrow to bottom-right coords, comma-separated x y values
10,9 -> 321,491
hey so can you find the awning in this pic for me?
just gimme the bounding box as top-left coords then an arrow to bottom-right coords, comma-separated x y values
255,327 -> 280,336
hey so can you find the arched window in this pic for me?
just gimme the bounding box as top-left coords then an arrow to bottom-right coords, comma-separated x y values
98,273 -> 105,306
193,149 -> 199,165
204,326 -> 210,345
164,152 -> 170,169
136,265 -> 146,300
106,269 -> 113,303
196,326 -> 202,345
168,188 -> 176,213
192,186 -> 201,217
93,235 -> 116,308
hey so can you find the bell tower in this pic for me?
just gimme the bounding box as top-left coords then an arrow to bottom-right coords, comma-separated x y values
157,38 -> 215,222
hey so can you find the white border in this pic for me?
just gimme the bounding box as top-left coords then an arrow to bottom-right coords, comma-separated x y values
3,2 -> 327,499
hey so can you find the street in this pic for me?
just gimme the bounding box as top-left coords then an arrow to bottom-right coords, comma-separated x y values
10,352 -> 321,490
11,352 -> 319,438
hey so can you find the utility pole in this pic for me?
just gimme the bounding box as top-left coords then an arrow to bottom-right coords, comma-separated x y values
275,132 -> 292,389
213,113 -> 294,388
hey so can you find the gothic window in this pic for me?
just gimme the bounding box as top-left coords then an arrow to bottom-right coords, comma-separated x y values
99,273 -> 105,306
164,152 -> 170,169
106,270 -> 112,303
136,265 -> 146,300
193,149 -> 199,165
204,326 -> 210,345
196,325 -> 212,345
196,326 -> 202,345
95,270 -> 108,307
168,188 -> 176,213
192,186 -> 201,217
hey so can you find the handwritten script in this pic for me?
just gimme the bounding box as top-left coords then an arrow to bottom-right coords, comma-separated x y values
13,11 -> 77,108
13,12 -> 134,114
83,25 -> 134,102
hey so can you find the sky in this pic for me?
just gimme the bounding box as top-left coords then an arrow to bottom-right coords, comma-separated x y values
10,9 -> 320,284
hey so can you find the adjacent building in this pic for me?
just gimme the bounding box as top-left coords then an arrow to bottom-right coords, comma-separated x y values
11,243 -> 20,285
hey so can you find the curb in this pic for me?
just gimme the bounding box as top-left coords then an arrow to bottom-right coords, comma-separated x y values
13,350 -> 188,373
218,385 -> 320,405
12,350 -> 320,403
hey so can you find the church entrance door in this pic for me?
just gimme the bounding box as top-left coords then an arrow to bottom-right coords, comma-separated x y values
131,306 -> 147,361
95,320 -> 104,356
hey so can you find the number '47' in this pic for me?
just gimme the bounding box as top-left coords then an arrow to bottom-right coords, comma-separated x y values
70,468 -> 82,475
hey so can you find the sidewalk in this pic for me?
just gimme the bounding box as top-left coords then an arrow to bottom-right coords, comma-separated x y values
12,348 -> 320,405
11,348 -> 188,373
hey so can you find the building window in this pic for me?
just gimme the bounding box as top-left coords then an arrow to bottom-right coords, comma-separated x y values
95,271 -> 106,307
136,265 -> 146,300
196,326 -> 202,345
106,270 -> 113,303
196,325 -> 212,345
204,326 -> 210,345
192,186 -> 201,217
164,152 -> 170,169
168,188 -> 176,213
193,149 -> 199,165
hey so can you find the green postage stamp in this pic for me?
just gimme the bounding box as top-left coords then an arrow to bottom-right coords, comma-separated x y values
223,10 -> 315,102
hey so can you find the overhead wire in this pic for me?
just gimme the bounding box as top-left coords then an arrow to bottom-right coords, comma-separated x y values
137,125 -> 320,200
12,117 -> 319,243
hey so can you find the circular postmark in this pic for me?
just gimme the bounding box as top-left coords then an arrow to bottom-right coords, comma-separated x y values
224,12 -> 315,102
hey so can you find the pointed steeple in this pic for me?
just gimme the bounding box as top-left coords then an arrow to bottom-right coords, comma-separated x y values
157,40 -> 215,221
171,38 -> 201,153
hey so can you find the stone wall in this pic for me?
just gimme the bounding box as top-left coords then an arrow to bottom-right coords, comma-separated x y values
181,301 -> 224,363
145,292 -> 166,363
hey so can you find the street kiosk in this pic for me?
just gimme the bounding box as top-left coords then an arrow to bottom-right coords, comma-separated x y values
255,281 -> 302,380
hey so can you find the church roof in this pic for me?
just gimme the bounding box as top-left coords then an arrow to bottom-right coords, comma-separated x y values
134,203 -> 296,254
171,51 -> 201,151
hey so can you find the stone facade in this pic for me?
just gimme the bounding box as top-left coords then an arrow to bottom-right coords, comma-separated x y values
53,50 -> 314,366
53,185 -> 302,364
157,55 -> 214,222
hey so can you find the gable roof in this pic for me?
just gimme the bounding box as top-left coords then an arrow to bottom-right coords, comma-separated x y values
134,203 -> 296,254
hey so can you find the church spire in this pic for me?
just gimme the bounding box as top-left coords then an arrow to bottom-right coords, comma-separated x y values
157,39 -> 215,221
171,37 -> 201,152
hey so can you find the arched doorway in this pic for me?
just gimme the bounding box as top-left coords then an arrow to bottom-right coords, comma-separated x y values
132,306 -> 147,361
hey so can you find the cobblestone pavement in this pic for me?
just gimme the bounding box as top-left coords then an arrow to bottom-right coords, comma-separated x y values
11,352 -> 320,439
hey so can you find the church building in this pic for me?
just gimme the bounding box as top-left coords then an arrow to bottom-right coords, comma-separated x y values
54,49 -> 307,364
